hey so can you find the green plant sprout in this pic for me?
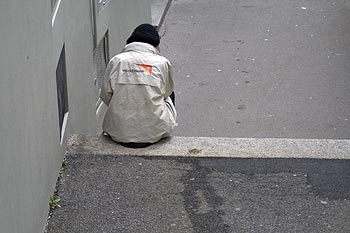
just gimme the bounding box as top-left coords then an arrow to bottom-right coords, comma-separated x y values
59,157 -> 67,177
49,195 -> 61,210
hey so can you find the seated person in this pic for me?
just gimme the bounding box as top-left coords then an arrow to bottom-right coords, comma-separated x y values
100,23 -> 177,148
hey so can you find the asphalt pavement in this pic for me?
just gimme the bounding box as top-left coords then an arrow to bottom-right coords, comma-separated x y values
46,135 -> 350,233
159,0 -> 350,139
47,149 -> 350,233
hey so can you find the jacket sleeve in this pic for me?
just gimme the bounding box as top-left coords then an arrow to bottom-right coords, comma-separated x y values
99,61 -> 113,106
164,61 -> 175,99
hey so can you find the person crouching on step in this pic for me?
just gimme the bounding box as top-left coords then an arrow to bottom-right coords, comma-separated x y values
100,23 -> 177,148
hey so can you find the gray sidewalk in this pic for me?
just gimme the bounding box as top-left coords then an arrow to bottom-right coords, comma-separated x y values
47,135 -> 350,233
159,0 -> 350,139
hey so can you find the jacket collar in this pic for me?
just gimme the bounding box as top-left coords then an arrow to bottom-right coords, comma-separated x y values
122,42 -> 160,55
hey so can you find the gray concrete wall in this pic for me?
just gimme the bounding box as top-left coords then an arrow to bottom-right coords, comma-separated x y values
96,0 -> 152,58
0,1 -> 151,233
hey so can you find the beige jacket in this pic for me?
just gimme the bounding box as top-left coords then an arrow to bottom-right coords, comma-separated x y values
100,42 -> 177,143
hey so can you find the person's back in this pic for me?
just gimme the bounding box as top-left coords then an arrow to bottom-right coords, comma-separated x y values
100,24 -> 177,145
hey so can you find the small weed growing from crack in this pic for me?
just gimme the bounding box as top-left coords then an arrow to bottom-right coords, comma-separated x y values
45,157 -> 68,231
59,157 -> 67,177
49,157 -> 67,210
49,195 -> 61,210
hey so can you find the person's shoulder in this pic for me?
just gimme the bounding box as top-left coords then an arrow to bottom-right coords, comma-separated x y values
154,54 -> 172,65
107,54 -> 119,64
111,52 -> 128,60
108,52 -> 131,65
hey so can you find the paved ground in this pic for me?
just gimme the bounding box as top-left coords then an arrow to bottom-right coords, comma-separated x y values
46,135 -> 350,233
160,0 -> 350,139
47,152 -> 350,233
47,1 -> 350,232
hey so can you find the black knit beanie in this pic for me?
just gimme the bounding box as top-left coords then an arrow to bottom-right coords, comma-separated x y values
126,23 -> 160,47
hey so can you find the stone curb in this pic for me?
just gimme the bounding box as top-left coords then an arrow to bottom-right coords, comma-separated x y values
67,134 -> 350,160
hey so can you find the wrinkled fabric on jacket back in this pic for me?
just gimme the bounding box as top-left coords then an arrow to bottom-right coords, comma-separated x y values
100,42 -> 177,143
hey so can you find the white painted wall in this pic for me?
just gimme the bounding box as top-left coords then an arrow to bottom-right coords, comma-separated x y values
0,1 -> 151,233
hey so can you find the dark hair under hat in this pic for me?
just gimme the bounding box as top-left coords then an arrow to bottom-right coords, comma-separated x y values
126,23 -> 160,47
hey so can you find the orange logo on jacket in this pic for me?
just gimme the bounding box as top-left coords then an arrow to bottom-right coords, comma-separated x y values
136,64 -> 153,75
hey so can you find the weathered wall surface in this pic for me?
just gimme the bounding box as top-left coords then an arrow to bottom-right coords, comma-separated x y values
0,1 -> 150,232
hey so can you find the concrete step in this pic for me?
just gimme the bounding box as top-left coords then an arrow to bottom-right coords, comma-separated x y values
67,134 -> 350,159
